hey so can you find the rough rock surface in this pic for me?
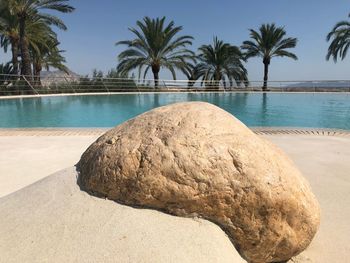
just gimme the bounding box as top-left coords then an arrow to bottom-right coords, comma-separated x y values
77,102 -> 320,263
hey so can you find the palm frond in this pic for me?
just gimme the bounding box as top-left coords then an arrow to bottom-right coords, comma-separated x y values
37,13 -> 67,30
194,37 -> 248,87
326,15 -> 350,61
116,16 -> 195,82
242,23 -> 297,61
36,0 -> 75,13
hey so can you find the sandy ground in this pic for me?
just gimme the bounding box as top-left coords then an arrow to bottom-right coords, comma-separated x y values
0,134 -> 350,262
0,136 -> 98,198
0,167 -> 244,263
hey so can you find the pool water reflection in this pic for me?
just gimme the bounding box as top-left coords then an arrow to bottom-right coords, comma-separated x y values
0,93 -> 349,129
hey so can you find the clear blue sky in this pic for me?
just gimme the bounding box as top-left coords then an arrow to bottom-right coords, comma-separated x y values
2,0 -> 350,80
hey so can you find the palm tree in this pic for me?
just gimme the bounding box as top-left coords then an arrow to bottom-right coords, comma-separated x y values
116,16 -> 195,88
0,62 -> 14,78
193,37 -> 248,89
242,23 -> 298,91
0,9 -> 64,82
0,6 -> 20,75
0,4 -> 5,62
326,13 -> 350,62
6,0 -> 74,78
0,62 -> 15,95
26,19 -> 68,83
32,39 -> 68,84
184,63 -> 201,88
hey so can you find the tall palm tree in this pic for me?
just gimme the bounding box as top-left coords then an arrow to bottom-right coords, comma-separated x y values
193,37 -> 248,89
6,0 -> 74,78
32,39 -> 68,84
0,6 -> 20,75
116,16 -> 195,88
184,63 -> 201,88
242,23 -> 298,91
30,31 -> 68,85
0,4 -> 5,63
0,9 -> 61,78
326,13 -> 350,62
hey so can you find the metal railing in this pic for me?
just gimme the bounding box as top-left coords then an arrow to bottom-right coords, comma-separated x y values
1,73 -> 350,96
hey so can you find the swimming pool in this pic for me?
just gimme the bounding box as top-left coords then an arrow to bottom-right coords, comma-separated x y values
1,93 -> 350,129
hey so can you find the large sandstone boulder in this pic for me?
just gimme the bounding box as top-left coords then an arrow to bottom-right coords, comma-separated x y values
77,102 -> 320,263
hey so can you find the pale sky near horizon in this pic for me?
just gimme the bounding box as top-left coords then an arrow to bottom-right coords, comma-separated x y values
1,0 -> 350,81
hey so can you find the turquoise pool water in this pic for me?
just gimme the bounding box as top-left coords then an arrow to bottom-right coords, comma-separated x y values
1,93 -> 350,129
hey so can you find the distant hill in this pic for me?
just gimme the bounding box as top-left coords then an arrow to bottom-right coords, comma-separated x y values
286,81 -> 350,88
40,70 -> 81,86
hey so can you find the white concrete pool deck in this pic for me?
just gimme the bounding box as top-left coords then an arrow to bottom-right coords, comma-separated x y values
0,130 -> 349,262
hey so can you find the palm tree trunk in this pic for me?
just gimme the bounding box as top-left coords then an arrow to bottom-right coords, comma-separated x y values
152,64 -> 160,89
153,71 -> 159,88
263,59 -> 269,91
33,59 -> 42,88
188,78 -> 195,88
19,15 -> 33,80
214,71 -> 221,90
10,38 -> 19,76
